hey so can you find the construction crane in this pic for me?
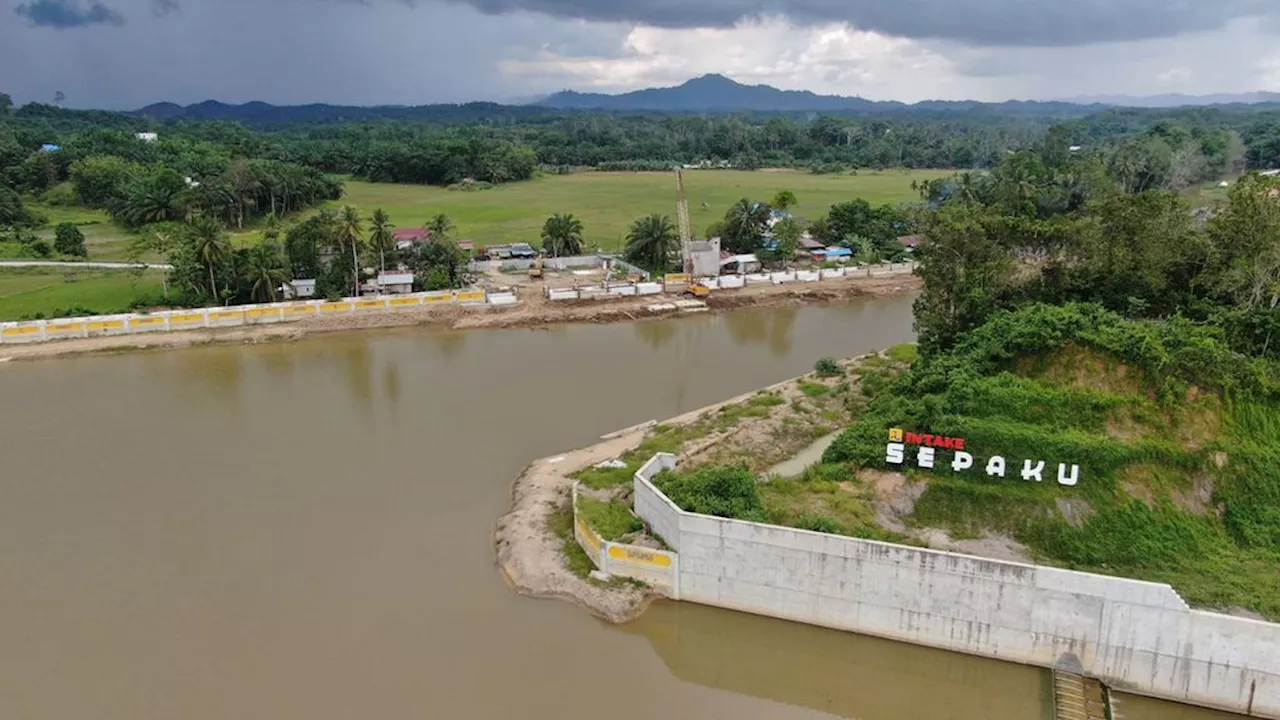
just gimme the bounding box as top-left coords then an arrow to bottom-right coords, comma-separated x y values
674,166 -> 693,275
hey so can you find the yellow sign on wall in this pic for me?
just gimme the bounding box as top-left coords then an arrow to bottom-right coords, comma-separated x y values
607,545 -> 672,568
577,517 -> 602,552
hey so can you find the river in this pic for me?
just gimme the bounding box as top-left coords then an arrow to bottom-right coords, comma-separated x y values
0,297 -> 1242,720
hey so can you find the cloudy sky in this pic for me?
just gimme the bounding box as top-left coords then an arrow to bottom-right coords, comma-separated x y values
2,0 -> 1280,109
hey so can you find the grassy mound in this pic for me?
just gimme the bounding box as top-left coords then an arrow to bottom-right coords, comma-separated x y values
823,302 -> 1280,618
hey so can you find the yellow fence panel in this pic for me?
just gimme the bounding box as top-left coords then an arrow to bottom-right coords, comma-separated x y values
454,291 -> 485,303
45,323 -> 86,335
86,320 -> 125,332
356,300 -> 386,310
131,317 -> 166,326
424,293 -> 452,304
389,297 -> 420,307
319,302 -> 351,313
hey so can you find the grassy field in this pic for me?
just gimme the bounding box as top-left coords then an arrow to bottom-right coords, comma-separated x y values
0,267 -> 166,321
326,169 -> 947,251
3,168 -> 945,320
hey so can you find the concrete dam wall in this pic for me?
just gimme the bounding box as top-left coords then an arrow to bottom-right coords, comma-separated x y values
633,453 -> 1279,718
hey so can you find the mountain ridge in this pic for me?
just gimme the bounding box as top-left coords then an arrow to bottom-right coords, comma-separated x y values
130,74 -> 1280,124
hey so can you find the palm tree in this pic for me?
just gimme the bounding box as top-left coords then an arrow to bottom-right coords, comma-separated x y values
426,213 -> 455,243
120,173 -> 187,227
243,244 -> 290,303
339,205 -> 363,297
771,190 -> 797,212
722,198 -> 772,254
186,216 -> 230,302
369,208 -> 394,274
624,214 -> 680,272
540,213 -> 584,257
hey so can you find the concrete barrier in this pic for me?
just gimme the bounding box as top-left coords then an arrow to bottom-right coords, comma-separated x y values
0,288 -> 497,345
632,452 -> 1280,719
821,267 -> 847,279
771,271 -> 796,284
636,282 -> 663,296
608,284 -> 638,296
488,291 -> 518,306
719,275 -> 746,289
745,273 -> 772,285
573,482 -> 679,597
548,288 -> 580,301
795,270 -> 820,282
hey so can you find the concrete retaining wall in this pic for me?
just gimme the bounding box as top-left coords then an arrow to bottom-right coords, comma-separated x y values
0,288 -> 498,345
572,482 -> 679,596
632,452 -> 1280,718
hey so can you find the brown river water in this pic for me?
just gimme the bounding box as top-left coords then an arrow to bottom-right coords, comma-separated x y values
0,298 -> 1242,719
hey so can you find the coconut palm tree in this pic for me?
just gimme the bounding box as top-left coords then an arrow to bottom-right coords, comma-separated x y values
243,244 -> 291,303
540,213 -> 584,257
186,216 -> 230,301
426,213 -> 455,242
369,208 -> 394,274
339,205 -> 363,297
624,214 -> 680,272
722,198 -> 772,254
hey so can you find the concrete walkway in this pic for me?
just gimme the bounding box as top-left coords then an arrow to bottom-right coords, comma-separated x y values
0,260 -> 173,270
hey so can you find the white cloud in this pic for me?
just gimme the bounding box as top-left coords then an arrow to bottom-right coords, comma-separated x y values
498,16 -> 991,101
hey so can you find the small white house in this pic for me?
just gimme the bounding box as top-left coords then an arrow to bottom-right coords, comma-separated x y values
375,271 -> 414,294
281,279 -> 316,299
136,132 -> 158,142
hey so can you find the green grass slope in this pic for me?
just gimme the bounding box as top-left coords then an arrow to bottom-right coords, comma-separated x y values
824,302 -> 1280,618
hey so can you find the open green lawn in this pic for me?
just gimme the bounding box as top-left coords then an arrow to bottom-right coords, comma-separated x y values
325,169 -> 948,250
0,267 -> 165,321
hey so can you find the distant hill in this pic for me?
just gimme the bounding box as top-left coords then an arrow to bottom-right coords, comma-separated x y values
534,74 -> 1102,114
130,76 -> 1280,126
133,100 -> 562,126
1064,92 -> 1280,108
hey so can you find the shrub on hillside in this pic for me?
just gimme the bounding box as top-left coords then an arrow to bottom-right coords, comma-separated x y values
655,465 -> 766,522
814,357 -> 841,377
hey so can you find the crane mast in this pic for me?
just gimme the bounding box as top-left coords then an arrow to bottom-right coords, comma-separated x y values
675,166 -> 692,274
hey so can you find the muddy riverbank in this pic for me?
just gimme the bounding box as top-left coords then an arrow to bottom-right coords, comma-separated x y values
0,273 -> 917,362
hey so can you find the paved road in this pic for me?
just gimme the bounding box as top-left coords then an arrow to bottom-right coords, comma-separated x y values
0,260 -> 173,270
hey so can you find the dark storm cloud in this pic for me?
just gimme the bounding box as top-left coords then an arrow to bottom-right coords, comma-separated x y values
14,0 -> 125,27
449,0 -> 1275,46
